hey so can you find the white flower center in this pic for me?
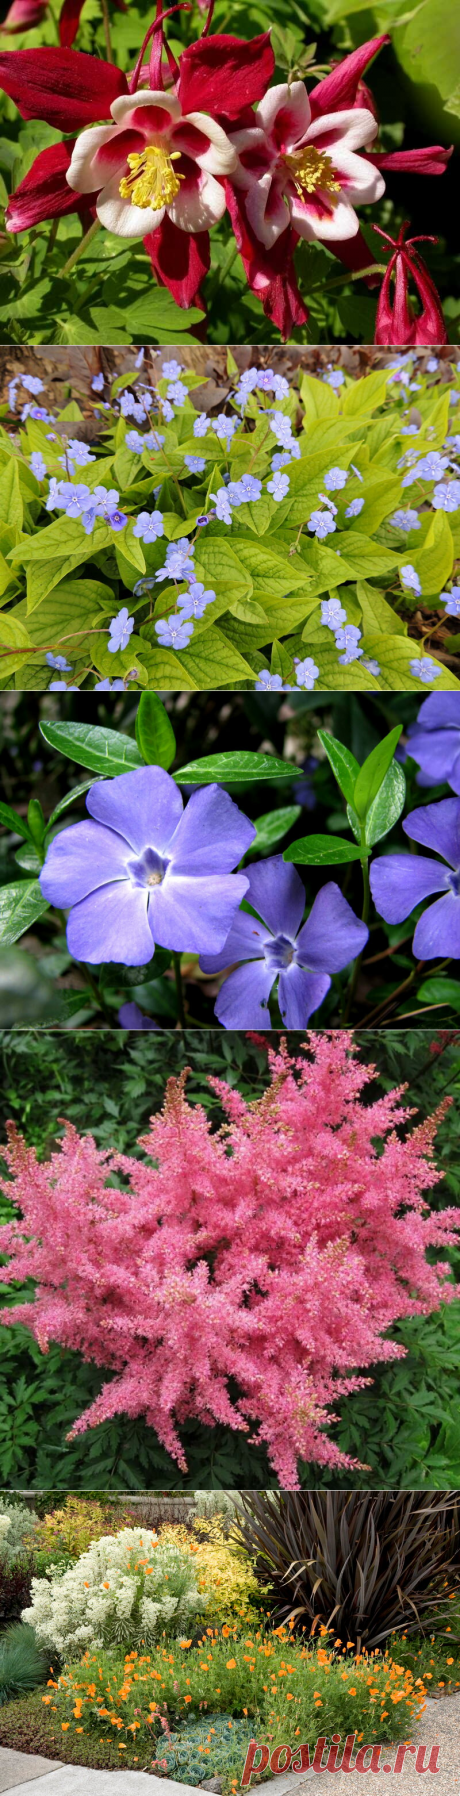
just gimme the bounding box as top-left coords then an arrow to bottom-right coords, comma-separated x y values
283,144 -> 341,201
119,145 -> 184,210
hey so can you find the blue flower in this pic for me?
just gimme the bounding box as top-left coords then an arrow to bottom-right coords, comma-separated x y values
409,657 -> 442,683
362,658 -> 381,677
92,373 -> 105,392
155,617 -> 195,650
370,796 -> 460,959
402,452 -> 449,488
335,625 -> 363,666
401,565 -> 422,596
40,766 -> 254,966
46,653 -> 72,671
404,694 -> 460,790
59,439 -> 96,469
49,681 -> 79,690
161,360 -> 183,381
267,471 -> 290,501
441,586 -> 460,617
161,401 -> 175,422
432,480 -> 460,512
94,679 -> 126,690
307,510 -> 336,539
22,375 -> 44,396
210,488 -> 233,525
345,497 -> 364,518
155,540 -> 195,582
166,380 -> 187,406
30,452 -> 46,482
324,370 -> 345,388
177,582 -> 216,619
126,430 -> 147,454
321,599 -> 347,632
426,358 -> 439,371
255,672 -> 286,691
389,509 -> 421,532
294,656 -> 319,689
269,412 -> 295,449
200,858 -> 368,1028
193,415 -> 210,438
108,607 -> 134,654
132,510 -> 164,544
323,467 -> 349,491
184,455 -> 206,473
212,414 -> 238,441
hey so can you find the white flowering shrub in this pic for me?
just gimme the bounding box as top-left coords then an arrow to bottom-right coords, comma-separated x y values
22,1526 -> 206,1657
0,1499 -> 38,1564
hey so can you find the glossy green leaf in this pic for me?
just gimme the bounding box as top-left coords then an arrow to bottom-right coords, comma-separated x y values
354,726 -> 403,818
416,977 -> 460,1011
0,802 -> 33,843
135,692 -> 176,770
0,879 -> 49,945
174,752 -> 298,785
247,805 -> 302,856
39,722 -> 144,778
284,833 -> 363,865
365,762 -> 406,846
317,730 -> 360,805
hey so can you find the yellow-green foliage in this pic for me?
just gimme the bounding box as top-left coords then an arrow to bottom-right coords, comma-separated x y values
32,1499 -> 135,1565
158,1518 -> 264,1624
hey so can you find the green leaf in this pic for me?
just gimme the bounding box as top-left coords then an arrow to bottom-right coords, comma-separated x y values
39,722 -> 144,778
401,510 -> 454,598
135,692 -> 176,771
0,459 -> 23,531
175,752 -> 298,785
284,834 -> 363,865
353,726 -> 403,818
46,781 -> 94,830
247,805 -> 302,856
341,371 -> 390,417
365,762 -> 406,846
417,977 -> 460,1011
27,798 -> 45,851
361,633 -> 460,690
0,803 -> 33,843
317,730 -> 360,805
0,879 -> 49,945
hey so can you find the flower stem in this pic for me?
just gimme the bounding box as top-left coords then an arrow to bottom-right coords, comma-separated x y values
173,951 -> 186,1027
101,0 -> 112,59
60,219 -> 101,279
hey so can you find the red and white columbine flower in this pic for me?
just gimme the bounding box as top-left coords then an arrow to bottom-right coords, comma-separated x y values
66,89 -> 236,239
229,81 -> 385,250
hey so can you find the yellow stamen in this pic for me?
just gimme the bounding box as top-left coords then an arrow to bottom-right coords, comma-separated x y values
119,145 -> 183,210
283,144 -> 341,201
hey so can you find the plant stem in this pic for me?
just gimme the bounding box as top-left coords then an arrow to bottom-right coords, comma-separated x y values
211,241 -> 239,298
60,219 -> 101,279
101,0 -> 112,58
173,952 -> 186,1027
48,217 -> 60,255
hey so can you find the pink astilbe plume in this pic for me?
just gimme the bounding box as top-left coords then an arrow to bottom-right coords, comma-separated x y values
1,1032 -> 459,1488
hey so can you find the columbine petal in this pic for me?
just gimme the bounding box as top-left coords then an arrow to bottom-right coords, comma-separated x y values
66,126 -> 123,195
413,891 -> 460,960
110,90 -> 180,126
290,191 -> 360,243
403,797 -> 460,869
308,35 -> 389,119
67,881 -> 153,966
148,871 -> 250,954
86,766 -> 184,856
369,852 -> 450,923
255,81 -> 312,151
96,174 -> 165,239
296,882 -> 368,971
0,46 -> 127,131
245,170 -> 290,249
244,855 -> 306,940
182,111 -> 238,175
6,141 -> 84,232
168,169 -> 227,233
169,783 -> 256,875
213,958 -> 276,1027
39,820 -> 130,908
178,31 -> 275,119
305,106 -> 378,155
278,965 -> 330,1026
144,215 -> 209,308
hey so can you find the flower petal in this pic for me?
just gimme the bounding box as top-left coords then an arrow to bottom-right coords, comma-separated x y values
148,871 -> 250,954
6,141 -> 84,232
110,90 -> 180,126
213,958 -> 276,1027
86,766 -> 183,856
296,882 -> 368,971
255,80 -> 311,152
413,890 -> 460,959
200,909 -> 270,974
291,191 -> 359,242
39,820 -> 130,908
0,46 -> 127,132
67,125 -> 124,195
180,111 -> 237,175
403,797 -> 460,869
144,214 -> 209,308
278,965 -> 330,1026
308,36 -> 388,119
306,106 -> 378,155
241,855 -> 306,939
169,783 -> 256,874
67,880 -> 153,965
245,169 -> 290,248
96,173 -> 165,238
178,32 -> 275,120
407,727 -> 460,787
168,170 -> 227,233
369,852 -> 449,922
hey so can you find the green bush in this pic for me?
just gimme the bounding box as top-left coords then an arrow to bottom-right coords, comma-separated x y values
0,1623 -> 53,1708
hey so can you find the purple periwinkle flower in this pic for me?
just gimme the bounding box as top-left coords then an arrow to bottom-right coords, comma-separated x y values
22,375 -> 44,396
370,796 -> 460,960
132,510 -> 164,544
39,767 -> 254,966
404,695 -> 460,791
200,858 -> 368,1028
118,1001 -> 159,1030
108,607 -> 134,654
